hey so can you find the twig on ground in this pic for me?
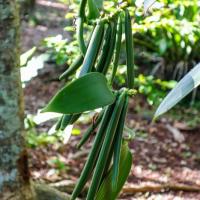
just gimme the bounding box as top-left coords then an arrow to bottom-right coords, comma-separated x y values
122,183 -> 200,194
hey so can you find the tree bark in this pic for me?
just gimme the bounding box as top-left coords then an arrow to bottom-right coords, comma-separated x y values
0,1 -> 35,199
0,2 -> 73,200
18,0 -> 36,15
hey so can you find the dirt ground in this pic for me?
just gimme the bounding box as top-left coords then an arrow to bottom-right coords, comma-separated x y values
22,0 -> 200,199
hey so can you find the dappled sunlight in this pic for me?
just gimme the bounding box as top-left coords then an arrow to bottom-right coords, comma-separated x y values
21,54 -> 50,83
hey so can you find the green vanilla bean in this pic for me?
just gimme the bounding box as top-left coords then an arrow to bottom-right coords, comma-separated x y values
79,21 -> 104,77
70,113 -> 82,124
55,115 -> 64,130
111,13 -> 123,83
70,103 -> 115,200
78,0 -> 87,18
95,141 -> 132,200
99,140 -> 114,187
59,28 -> 95,80
99,89 -> 122,181
59,55 -> 83,80
96,23 -> 112,73
112,94 -> 129,190
77,17 -> 87,56
77,109 -> 105,149
60,114 -> 73,130
125,9 -> 134,89
86,90 -> 126,200
102,20 -> 118,75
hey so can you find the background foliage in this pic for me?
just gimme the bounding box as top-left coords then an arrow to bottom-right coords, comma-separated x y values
37,0 -> 199,107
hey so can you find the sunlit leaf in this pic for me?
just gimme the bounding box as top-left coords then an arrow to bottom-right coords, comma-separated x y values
155,63 -> 200,118
20,53 -> 50,82
33,112 -> 61,125
144,0 -> 156,12
20,47 -> 36,67
143,0 -> 163,14
72,128 -> 81,135
42,72 -> 115,114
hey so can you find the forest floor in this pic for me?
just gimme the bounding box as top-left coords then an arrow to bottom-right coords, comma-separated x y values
22,0 -> 200,199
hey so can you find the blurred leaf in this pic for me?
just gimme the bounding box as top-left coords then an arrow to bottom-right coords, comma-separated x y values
27,131 -> 58,148
135,74 -> 176,106
72,128 -> 81,135
47,157 -> 67,171
20,47 -> 36,67
143,0 -> 157,13
65,12 -> 75,19
94,0 -> 103,9
20,53 -> 50,82
42,72 -> 115,114
155,63 -> 200,118
33,113 -> 61,125
87,0 -> 100,19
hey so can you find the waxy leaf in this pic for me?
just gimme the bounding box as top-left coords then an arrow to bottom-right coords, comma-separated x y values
42,72 -> 115,114
155,63 -> 200,118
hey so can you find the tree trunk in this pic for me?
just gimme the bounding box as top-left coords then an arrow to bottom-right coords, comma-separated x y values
18,0 -> 36,15
0,2 -> 73,200
0,1 -> 35,199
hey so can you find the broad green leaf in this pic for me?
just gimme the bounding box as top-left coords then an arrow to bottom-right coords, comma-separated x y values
20,47 -> 36,67
95,141 -> 132,200
42,72 -> 115,114
155,63 -> 200,118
